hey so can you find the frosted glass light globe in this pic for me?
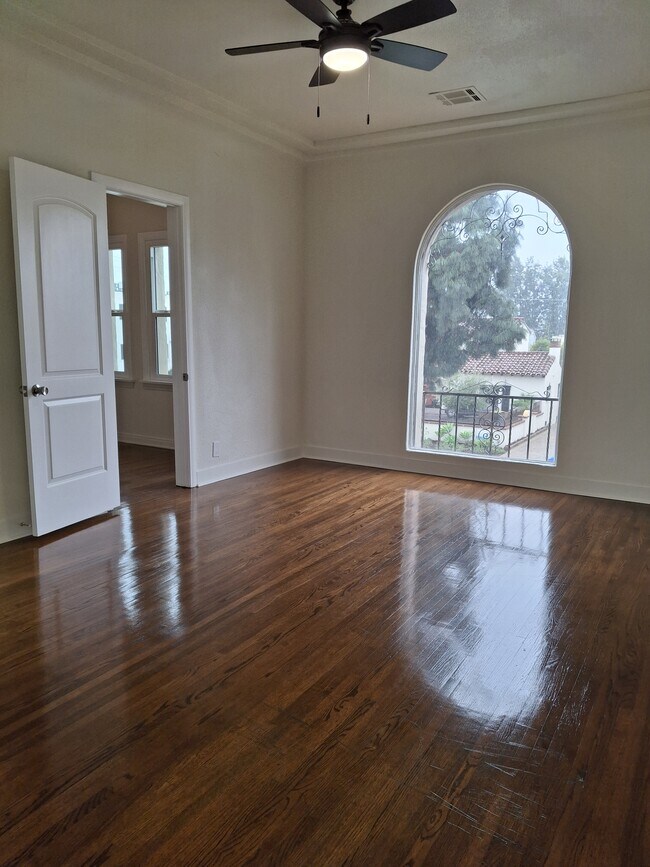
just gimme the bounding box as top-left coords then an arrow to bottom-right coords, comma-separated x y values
323,47 -> 368,72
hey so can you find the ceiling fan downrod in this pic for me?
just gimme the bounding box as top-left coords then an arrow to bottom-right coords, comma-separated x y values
334,0 -> 355,22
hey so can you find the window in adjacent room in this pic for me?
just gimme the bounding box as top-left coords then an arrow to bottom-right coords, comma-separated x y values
109,236 -> 128,376
140,233 -> 172,381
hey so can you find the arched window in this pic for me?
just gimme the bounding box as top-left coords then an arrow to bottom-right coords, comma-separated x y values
408,187 -> 571,465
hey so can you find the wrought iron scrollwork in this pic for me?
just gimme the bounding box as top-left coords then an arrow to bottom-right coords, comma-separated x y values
440,379 -> 510,397
426,381 -> 558,459
477,404 -> 506,449
439,380 -> 549,400
435,190 -> 568,254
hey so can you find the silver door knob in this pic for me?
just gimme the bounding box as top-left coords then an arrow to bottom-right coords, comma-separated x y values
31,384 -> 49,396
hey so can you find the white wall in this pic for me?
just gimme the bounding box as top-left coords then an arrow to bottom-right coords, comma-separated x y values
0,33 -> 304,542
106,195 -> 174,450
1,30 -> 648,547
304,111 -> 650,503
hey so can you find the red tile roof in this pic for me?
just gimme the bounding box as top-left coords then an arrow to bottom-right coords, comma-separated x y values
460,351 -> 554,378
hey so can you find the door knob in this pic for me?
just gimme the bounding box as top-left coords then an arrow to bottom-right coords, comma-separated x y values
31,384 -> 49,396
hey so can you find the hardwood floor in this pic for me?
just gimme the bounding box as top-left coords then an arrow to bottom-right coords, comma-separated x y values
0,445 -> 648,865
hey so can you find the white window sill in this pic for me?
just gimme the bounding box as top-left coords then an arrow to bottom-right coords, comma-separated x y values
142,379 -> 173,391
406,446 -> 556,468
115,378 -> 172,391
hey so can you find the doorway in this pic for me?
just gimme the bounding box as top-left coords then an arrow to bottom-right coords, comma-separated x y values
107,194 -> 174,447
93,173 -> 196,490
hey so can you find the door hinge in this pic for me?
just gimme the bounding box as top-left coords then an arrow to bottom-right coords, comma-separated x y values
182,373 -> 189,382
19,385 -> 28,397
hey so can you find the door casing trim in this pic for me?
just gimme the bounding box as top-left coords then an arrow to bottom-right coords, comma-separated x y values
92,172 -> 197,487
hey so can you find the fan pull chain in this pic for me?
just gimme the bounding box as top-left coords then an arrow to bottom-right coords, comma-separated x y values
317,62 -> 321,118
366,60 -> 371,125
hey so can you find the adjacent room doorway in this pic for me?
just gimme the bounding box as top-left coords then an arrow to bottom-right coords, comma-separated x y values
107,195 -> 175,453
93,173 -> 196,492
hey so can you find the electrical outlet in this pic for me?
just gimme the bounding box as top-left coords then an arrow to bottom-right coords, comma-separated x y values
211,441 -> 219,458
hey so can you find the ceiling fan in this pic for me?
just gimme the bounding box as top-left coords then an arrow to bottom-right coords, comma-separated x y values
225,0 -> 457,87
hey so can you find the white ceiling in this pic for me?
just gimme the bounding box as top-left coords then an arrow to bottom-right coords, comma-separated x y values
14,0 -> 650,144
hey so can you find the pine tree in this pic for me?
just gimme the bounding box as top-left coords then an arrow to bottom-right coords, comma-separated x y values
424,193 -> 525,384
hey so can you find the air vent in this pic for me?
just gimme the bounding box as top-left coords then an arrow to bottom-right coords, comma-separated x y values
430,87 -> 485,106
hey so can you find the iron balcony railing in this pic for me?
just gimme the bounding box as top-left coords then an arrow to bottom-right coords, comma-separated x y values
421,382 -> 559,462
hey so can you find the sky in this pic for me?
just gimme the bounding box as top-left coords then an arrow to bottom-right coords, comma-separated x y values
504,189 -> 570,266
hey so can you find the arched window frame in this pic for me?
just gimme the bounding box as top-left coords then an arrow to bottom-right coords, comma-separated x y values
407,184 -> 573,466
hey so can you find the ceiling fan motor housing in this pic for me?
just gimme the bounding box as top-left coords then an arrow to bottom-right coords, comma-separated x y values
319,24 -> 371,59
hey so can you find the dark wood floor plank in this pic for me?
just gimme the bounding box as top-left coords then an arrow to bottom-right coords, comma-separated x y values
0,445 -> 648,865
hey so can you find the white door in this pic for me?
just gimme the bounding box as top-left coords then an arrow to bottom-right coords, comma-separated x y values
10,157 -> 120,536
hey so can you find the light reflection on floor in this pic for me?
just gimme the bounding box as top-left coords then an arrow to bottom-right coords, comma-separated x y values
37,504 -> 185,654
400,490 -> 550,723
117,505 -> 138,626
160,511 -> 182,633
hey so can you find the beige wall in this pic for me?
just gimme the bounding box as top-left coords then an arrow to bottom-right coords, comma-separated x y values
0,33 -> 305,542
303,112 -> 650,503
106,195 -> 174,449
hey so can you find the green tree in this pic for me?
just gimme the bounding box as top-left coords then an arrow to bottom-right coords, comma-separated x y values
531,337 -> 551,351
504,255 -> 570,339
542,256 -> 570,337
425,193 -> 525,384
505,257 -> 545,336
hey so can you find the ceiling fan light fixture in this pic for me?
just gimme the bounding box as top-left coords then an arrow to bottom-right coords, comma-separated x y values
323,45 -> 368,72
226,0 -> 458,88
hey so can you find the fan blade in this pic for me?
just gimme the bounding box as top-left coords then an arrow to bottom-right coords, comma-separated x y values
372,39 -> 447,70
363,0 -> 456,36
285,0 -> 339,29
308,64 -> 340,86
226,40 -> 319,56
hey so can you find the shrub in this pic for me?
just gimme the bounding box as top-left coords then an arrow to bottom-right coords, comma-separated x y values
440,428 -> 505,456
425,422 -> 505,456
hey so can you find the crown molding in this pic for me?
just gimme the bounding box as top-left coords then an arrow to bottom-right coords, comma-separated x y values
308,90 -> 650,159
2,1 -> 649,162
0,0 -> 312,160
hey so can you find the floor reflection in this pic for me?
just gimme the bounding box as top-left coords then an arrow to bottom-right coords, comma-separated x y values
400,489 -> 551,723
160,511 -> 182,633
117,505 -> 138,626
115,507 -> 184,636
37,502 -> 187,660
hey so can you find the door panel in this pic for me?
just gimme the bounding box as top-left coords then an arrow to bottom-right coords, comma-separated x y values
38,202 -> 102,373
10,157 -> 120,536
45,396 -> 106,481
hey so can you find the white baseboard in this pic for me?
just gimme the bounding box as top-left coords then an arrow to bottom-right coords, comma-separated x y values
302,445 -> 650,504
196,446 -> 302,487
3,442 -> 644,547
118,432 -> 175,450
0,514 -> 32,545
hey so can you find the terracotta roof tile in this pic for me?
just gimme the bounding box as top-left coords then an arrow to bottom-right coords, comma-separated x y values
460,351 -> 554,378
